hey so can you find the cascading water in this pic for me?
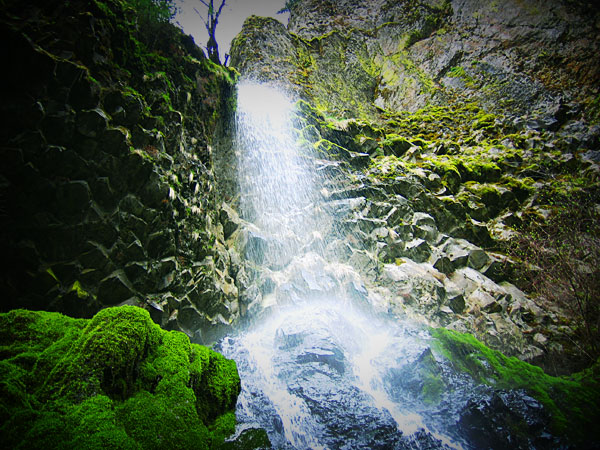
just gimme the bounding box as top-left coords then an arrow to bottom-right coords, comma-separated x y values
218,81 -> 551,450
235,82 -> 329,268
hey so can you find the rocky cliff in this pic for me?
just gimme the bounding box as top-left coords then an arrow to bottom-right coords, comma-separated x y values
0,1 -> 259,447
0,0 -> 243,342
229,0 -> 600,374
234,0 -> 600,124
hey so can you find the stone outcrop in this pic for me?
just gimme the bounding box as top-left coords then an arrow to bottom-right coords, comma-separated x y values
235,0 -> 600,125
229,0 -> 600,373
0,0 -> 241,342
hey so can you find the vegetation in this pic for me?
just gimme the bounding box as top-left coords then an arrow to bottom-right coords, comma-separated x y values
128,0 -> 178,24
506,185 -> 600,365
278,0 -> 300,14
0,306 -> 241,449
432,327 -> 600,445
194,0 -> 228,64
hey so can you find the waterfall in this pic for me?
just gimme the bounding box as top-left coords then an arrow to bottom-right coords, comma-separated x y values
217,81 -> 546,450
235,81 -> 328,269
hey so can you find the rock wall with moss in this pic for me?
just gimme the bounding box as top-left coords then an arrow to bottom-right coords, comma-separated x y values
229,0 -> 600,373
234,0 -> 600,124
0,0 -> 243,342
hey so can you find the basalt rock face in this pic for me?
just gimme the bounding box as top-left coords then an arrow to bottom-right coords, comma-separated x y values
236,0 -> 600,124
0,0 -> 241,343
229,0 -> 600,373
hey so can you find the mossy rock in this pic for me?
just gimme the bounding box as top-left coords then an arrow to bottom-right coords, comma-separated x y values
0,306 -> 241,449
431,327 -> 600,446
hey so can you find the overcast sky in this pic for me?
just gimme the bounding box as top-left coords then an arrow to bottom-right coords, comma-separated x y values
174,0 -> 289,62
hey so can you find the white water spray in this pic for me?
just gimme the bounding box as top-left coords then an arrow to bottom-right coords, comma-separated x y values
235,81 -> 327,267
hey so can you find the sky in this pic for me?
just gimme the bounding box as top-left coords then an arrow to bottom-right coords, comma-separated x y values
174,0 -> 290,62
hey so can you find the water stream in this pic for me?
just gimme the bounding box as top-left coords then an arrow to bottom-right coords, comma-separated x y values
217,81 -> 550,449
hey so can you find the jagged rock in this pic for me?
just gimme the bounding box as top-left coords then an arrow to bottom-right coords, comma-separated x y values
139,172 -> 169,208
219,202 -> 241,240
97,270 -> 136,305
55,180 -> 92,218
124,239 -> 145,261
101,126 -> 130,156
90,176 -> 116,209
76,108 -> 109,138
404,239 -> 431,263
147,230 -> 175,259
433,255 -> 454,275
441,239 -> 470,268
448,294 -> 466,314
467,249 -> 489,271
468,288 -> 502,314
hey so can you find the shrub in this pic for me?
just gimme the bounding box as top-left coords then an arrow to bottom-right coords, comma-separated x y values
506,186 -> 600,364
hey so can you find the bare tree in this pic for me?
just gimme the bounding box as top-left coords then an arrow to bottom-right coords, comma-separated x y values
194,0 -> 227,64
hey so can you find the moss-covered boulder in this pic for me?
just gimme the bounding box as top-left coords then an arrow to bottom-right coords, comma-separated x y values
0,305 -> 241,449
431,327 -> 600,446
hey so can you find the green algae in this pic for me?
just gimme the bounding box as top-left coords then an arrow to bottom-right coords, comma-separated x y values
431,327 -> 600,443
0,306 -> 241,449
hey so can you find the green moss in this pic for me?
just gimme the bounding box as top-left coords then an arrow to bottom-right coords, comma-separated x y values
209,411 -> 237,446
367,155 -> 417,181
499,175 -> 534,201
462,159 -> 502,182
380,101 -> 491,141
0,306 -> 241,449
431,327 -> 600,443
472,113 -> 496,130
464,182 -> 501,205
447,66 -> 466,78
69,280 -> 90,299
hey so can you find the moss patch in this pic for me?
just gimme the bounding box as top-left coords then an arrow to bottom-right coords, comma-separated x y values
0,306 -> 241,449
431,327 -> 600,444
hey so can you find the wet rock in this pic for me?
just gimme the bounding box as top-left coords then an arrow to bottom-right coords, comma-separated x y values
147,230 -> 175,259
220,428 -> 272,449
101,126 -> 130,156
55,180 -> 92,219
458,390 -> 552,450
468,288 -> 502,314
97,270 -> 136,305
178,304 -> 207,333
69,72 -> 101,111
433,255 -> 454,275
76,108 -> 109,138
448,294 -> 466,314
124,239 -> 145,261
139,173 -> 169,208
219,202 -> 241,240
467,249 -> 489,271
90,176 -> 116,210
441,239 -> 470,268
404,238 -> 431,263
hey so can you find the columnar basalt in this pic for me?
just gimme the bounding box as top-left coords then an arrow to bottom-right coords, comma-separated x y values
0,0 -> 242,342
